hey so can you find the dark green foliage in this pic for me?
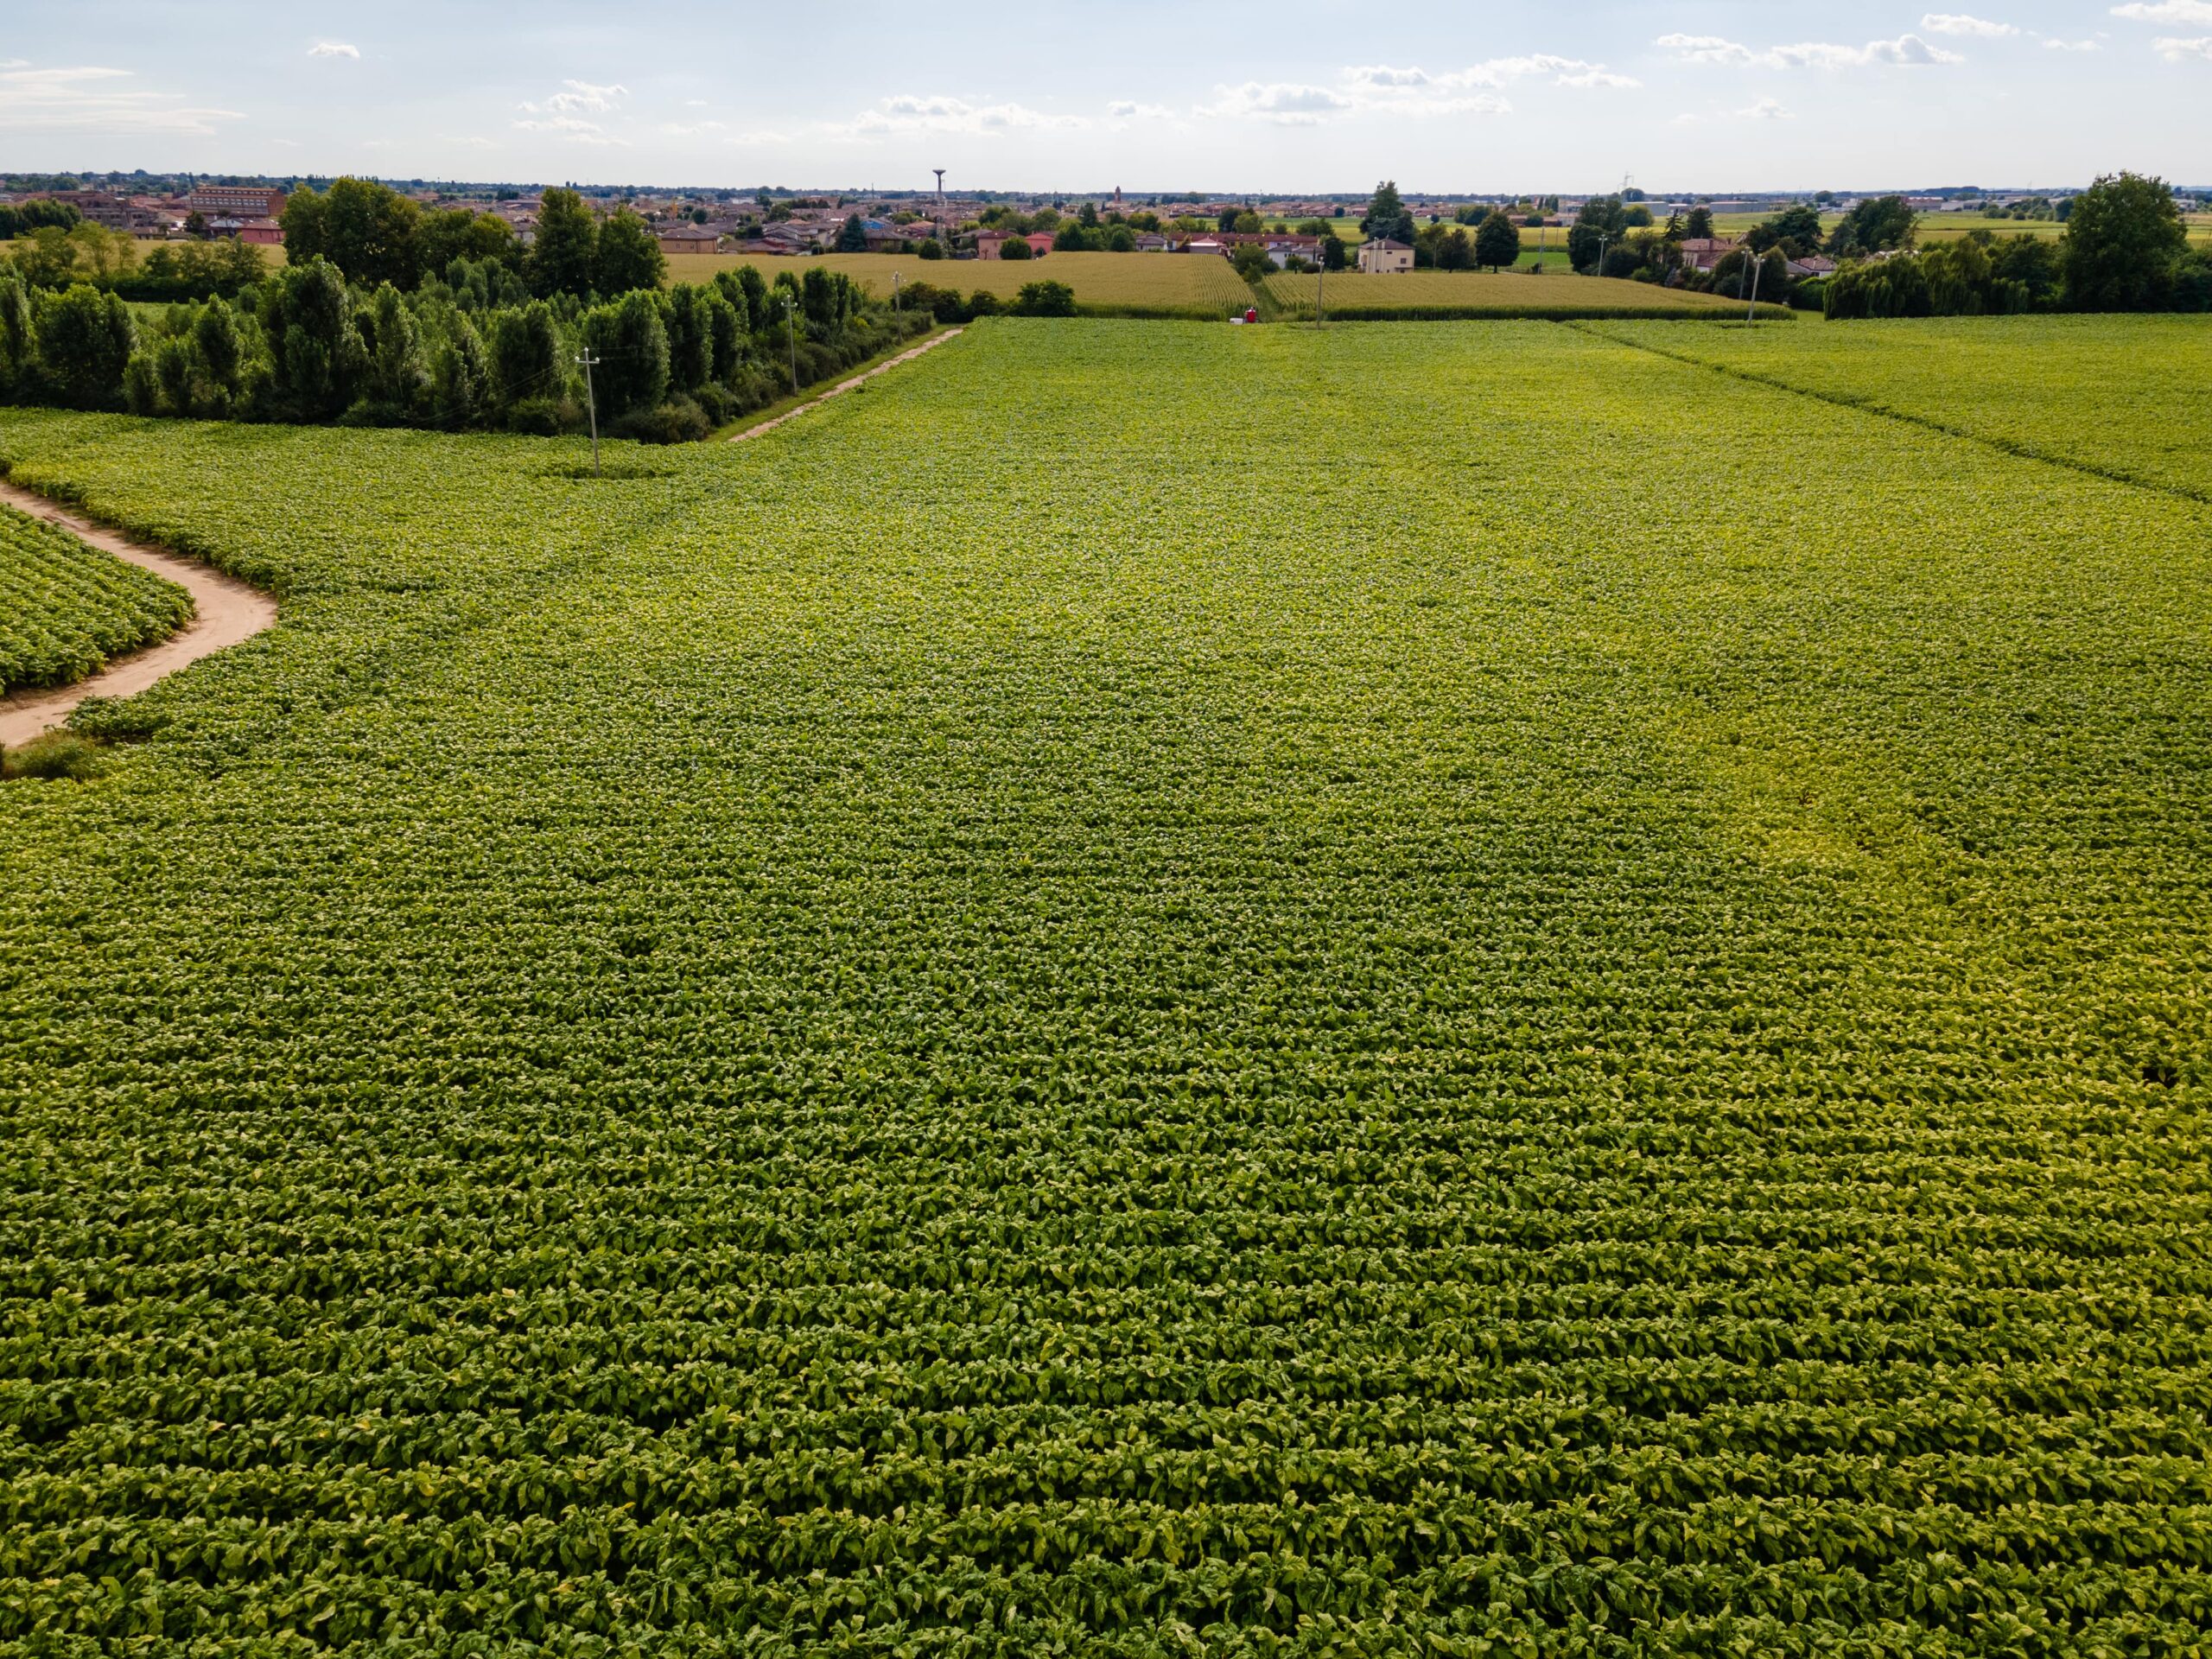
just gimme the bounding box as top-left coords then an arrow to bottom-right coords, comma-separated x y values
431,310 -> 490,429
1474,211 -> 1521,271
32,283 -> 134,410
0,197 -> 81,238
260,256 -> 357,418
315,175 -> 425,291
664,284 -> 714,392
0,727 -> 105,779
491,299 -> 563,407
1012,279 -> 1077,316
917,238 -> 944,260
836,213 -> 870,253
1747,203 -> 1825,258
998,234 -> 1033,260
2062,171 -> 2190,312
1361,180 -> 1416,245
593,208 -> 666,298
1829,195 -> 1918,257
582,289 -> 670,418
531,188 -> 599,300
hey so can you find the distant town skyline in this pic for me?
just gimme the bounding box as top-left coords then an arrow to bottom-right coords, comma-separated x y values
5,1 -> 2207,191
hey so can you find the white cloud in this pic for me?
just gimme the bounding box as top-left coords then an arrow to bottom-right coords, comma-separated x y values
0,61 -> 245,135
513,80 -> 631,142
1922,14 -> 2017,35
2112,0 -> 2212,20
519,79 -> 627,116
1674,96 -> 1794,124
1229,55 -> 1630,124
2154,31 -> 2212,54
1197,81 -> 1356,124
824,93 -> 1087,138
1657,31 -> 1961,67
307,41 -> 359,59
1106,99 -> 1178,124
2044,35 -> 2103,48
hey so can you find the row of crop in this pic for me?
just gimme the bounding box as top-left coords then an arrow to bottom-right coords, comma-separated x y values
10,1433 -> 2210,1534
11,1389 -> 2205,1487
12,1556 -> 2204,1656
3,1500 -> 2209,1632
0,501 -> 194,696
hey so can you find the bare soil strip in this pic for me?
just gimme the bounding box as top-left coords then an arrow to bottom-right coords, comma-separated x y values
729,327 -> 964,442
0,480 -> 278,749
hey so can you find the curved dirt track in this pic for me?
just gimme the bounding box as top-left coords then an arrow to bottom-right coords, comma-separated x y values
0,480 -> 277,749
730,327 -> 963,441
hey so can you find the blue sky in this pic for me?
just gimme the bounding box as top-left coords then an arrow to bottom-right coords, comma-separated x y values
4,2 -> 2207,190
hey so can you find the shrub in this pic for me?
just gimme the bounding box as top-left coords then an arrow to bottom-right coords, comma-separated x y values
505,396 -> 563,435
609,396 -> 712,445
2,730 -> 105,781
1011,280 -> 1077,318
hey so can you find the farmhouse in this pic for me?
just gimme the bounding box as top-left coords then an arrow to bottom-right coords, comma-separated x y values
975,231 -> 1054,259
1677,238 -> 1743,274
1357,238 -> 1414,274
657,225 -> 723,256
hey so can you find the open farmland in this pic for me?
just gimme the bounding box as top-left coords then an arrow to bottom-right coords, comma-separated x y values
0,499 -> 192,696
1262,268 -> 1777,319
1589,314 -> 2212,500
666,250 -> 1255,315
3,318 -> 2212,1653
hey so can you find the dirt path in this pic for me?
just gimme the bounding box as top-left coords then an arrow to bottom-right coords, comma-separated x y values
729,327 -> 964,442
0,480 -> 278,749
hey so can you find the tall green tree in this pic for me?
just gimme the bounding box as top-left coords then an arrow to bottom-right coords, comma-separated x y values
593,209 -> 665,296
278,187 -> 327,264
1748,203 -> 1824,257
418,209 -> 518,277
1684,206 -> 1714,239
1360,181 -> 1415,245
358,283 -> 430,416
1829,195 -> 1917,257
1474,211 -> 1521,271
582,289 -> 669,416
2063,172 -> 2187,311
491,300 -> 563,406
835,213 -> 870,253
531,188 -> 599,299
262,256 -> 358,418
35,283 -> 136,410
318,177 -> 423,291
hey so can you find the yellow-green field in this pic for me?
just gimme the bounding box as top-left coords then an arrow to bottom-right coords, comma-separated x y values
1262,268 -> 1777,319
664,251 -> 1255,315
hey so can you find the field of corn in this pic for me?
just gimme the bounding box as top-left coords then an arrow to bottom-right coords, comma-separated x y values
2,315 -> 2210,1655
0,499 -> 193,696
667,251 -> 1257,316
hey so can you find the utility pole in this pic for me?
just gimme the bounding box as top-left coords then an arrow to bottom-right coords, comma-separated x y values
892,270 -> 901,323
1745,251 -> 1764,322
1315,243 -> 1325,327
574,349 -> 601,476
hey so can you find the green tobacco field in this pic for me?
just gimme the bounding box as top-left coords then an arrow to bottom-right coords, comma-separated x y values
0,500 -> 192,696
3,317 -> 2210,1654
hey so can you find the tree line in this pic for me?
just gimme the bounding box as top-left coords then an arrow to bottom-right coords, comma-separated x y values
0,254 -> 924,444
1559,173 -> 2207,317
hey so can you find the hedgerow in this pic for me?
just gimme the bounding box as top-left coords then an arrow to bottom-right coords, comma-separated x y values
0,498 -> 193,695
0,319 -> 2209,1653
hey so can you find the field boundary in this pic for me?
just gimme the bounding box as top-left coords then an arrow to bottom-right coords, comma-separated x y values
728,327 -> 963,442
0,478 -> 277,748
1573,321 -> 2212,507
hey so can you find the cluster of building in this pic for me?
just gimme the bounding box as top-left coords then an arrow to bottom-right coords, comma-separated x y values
3,184 -> 289,243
